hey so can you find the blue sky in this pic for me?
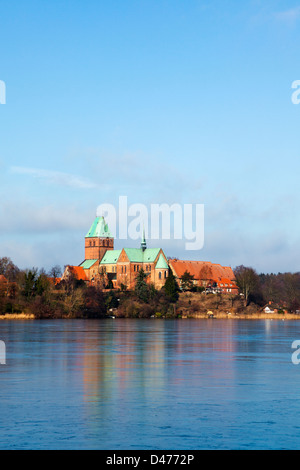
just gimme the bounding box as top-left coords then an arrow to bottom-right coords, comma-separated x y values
0,0 -> 300,273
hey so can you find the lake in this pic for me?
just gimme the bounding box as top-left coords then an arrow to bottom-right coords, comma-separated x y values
1,318 -> 300,449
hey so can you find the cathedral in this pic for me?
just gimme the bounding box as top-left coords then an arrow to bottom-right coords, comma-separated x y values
62,215 -> 238,293
63,216 -> 169,290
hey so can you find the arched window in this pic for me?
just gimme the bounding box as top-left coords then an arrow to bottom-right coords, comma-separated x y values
164,271 -> 167,278
159,272 -> 162,279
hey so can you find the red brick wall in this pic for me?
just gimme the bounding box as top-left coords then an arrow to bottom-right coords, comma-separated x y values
85,237 -> 114,261
115,262 -> 168,290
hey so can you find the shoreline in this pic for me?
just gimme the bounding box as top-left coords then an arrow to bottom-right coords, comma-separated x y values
0,313 -> 35,320
181,312 -> 300,320
0,312 -> 300,320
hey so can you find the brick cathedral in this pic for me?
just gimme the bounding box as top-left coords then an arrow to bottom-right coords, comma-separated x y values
62,215 -> 238,293
63,216 -> 169,290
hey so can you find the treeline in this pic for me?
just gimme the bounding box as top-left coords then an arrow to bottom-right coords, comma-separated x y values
1,257 -> 300,318
0,257 -> 181,319
234,265 -> 300,311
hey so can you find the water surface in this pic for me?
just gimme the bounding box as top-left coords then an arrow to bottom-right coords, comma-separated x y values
1,318 -> 300,449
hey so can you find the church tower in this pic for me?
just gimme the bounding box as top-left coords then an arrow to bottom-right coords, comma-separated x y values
85,216 -> 114,261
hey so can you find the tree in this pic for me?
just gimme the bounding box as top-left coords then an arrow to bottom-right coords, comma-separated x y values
35,271 -> 51,297
163,268 -> 180,303
282,272 -> 300,311
234,265 -> 260,306
21,268 -> 39,298
0,257 -> 19,281
105,290 -> 119,310
180,271 -> 195,291
63,288 -> 85,317
84,286 -> 107,317
199,264 -> 213,293
259,273 -> 282,304
134,269 -> 149,303
106,279 -> 114,290
48,265 -> 62,283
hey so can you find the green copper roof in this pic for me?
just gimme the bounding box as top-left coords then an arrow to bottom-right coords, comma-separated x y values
155,253 -> 169,269
86,216 -> 112,238
100,250 -> 122,265
79,259 -> 98,270
124,247 -> 161,263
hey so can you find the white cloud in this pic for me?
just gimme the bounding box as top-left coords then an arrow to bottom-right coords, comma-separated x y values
0,237 -> 83,271
274,6 -> 300,24
0,202 -> 92,234
10,166 -> 97,189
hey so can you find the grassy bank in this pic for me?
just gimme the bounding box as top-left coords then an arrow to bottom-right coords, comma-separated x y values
0,313 -> 35,320
181,312 -> 300,320
1,290 -> 299,320
177,292 -> 300,320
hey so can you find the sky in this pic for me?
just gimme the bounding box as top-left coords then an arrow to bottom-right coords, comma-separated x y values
0,0 -> 300,274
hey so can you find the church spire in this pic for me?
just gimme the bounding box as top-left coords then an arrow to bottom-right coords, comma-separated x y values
141,225 -> 147,251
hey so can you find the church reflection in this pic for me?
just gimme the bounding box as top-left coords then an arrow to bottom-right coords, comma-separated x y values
74,318 -> 283,430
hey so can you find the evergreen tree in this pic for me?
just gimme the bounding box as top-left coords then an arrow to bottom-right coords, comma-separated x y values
163,268 -> 180,303
22,269 -> 38,298
180,270 -> 194,291
134,269 -> 149,303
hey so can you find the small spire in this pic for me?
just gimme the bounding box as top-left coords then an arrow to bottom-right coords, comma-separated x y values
141,225 -> 147,251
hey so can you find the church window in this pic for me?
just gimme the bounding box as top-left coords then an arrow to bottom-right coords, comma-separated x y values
159,272 -> 162,279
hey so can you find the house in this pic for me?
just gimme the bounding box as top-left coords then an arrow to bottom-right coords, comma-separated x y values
264,306 -> 275,314
61,265 -> 89,284
263,301 -> 284,314
169,259 -> 238,293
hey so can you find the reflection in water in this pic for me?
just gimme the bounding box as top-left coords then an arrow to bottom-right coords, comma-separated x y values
1,318 -> 300,449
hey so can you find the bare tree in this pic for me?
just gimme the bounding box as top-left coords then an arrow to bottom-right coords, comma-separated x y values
48,265 -> 62,283
0,257 -> 20,281
234,265 -> 260,306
